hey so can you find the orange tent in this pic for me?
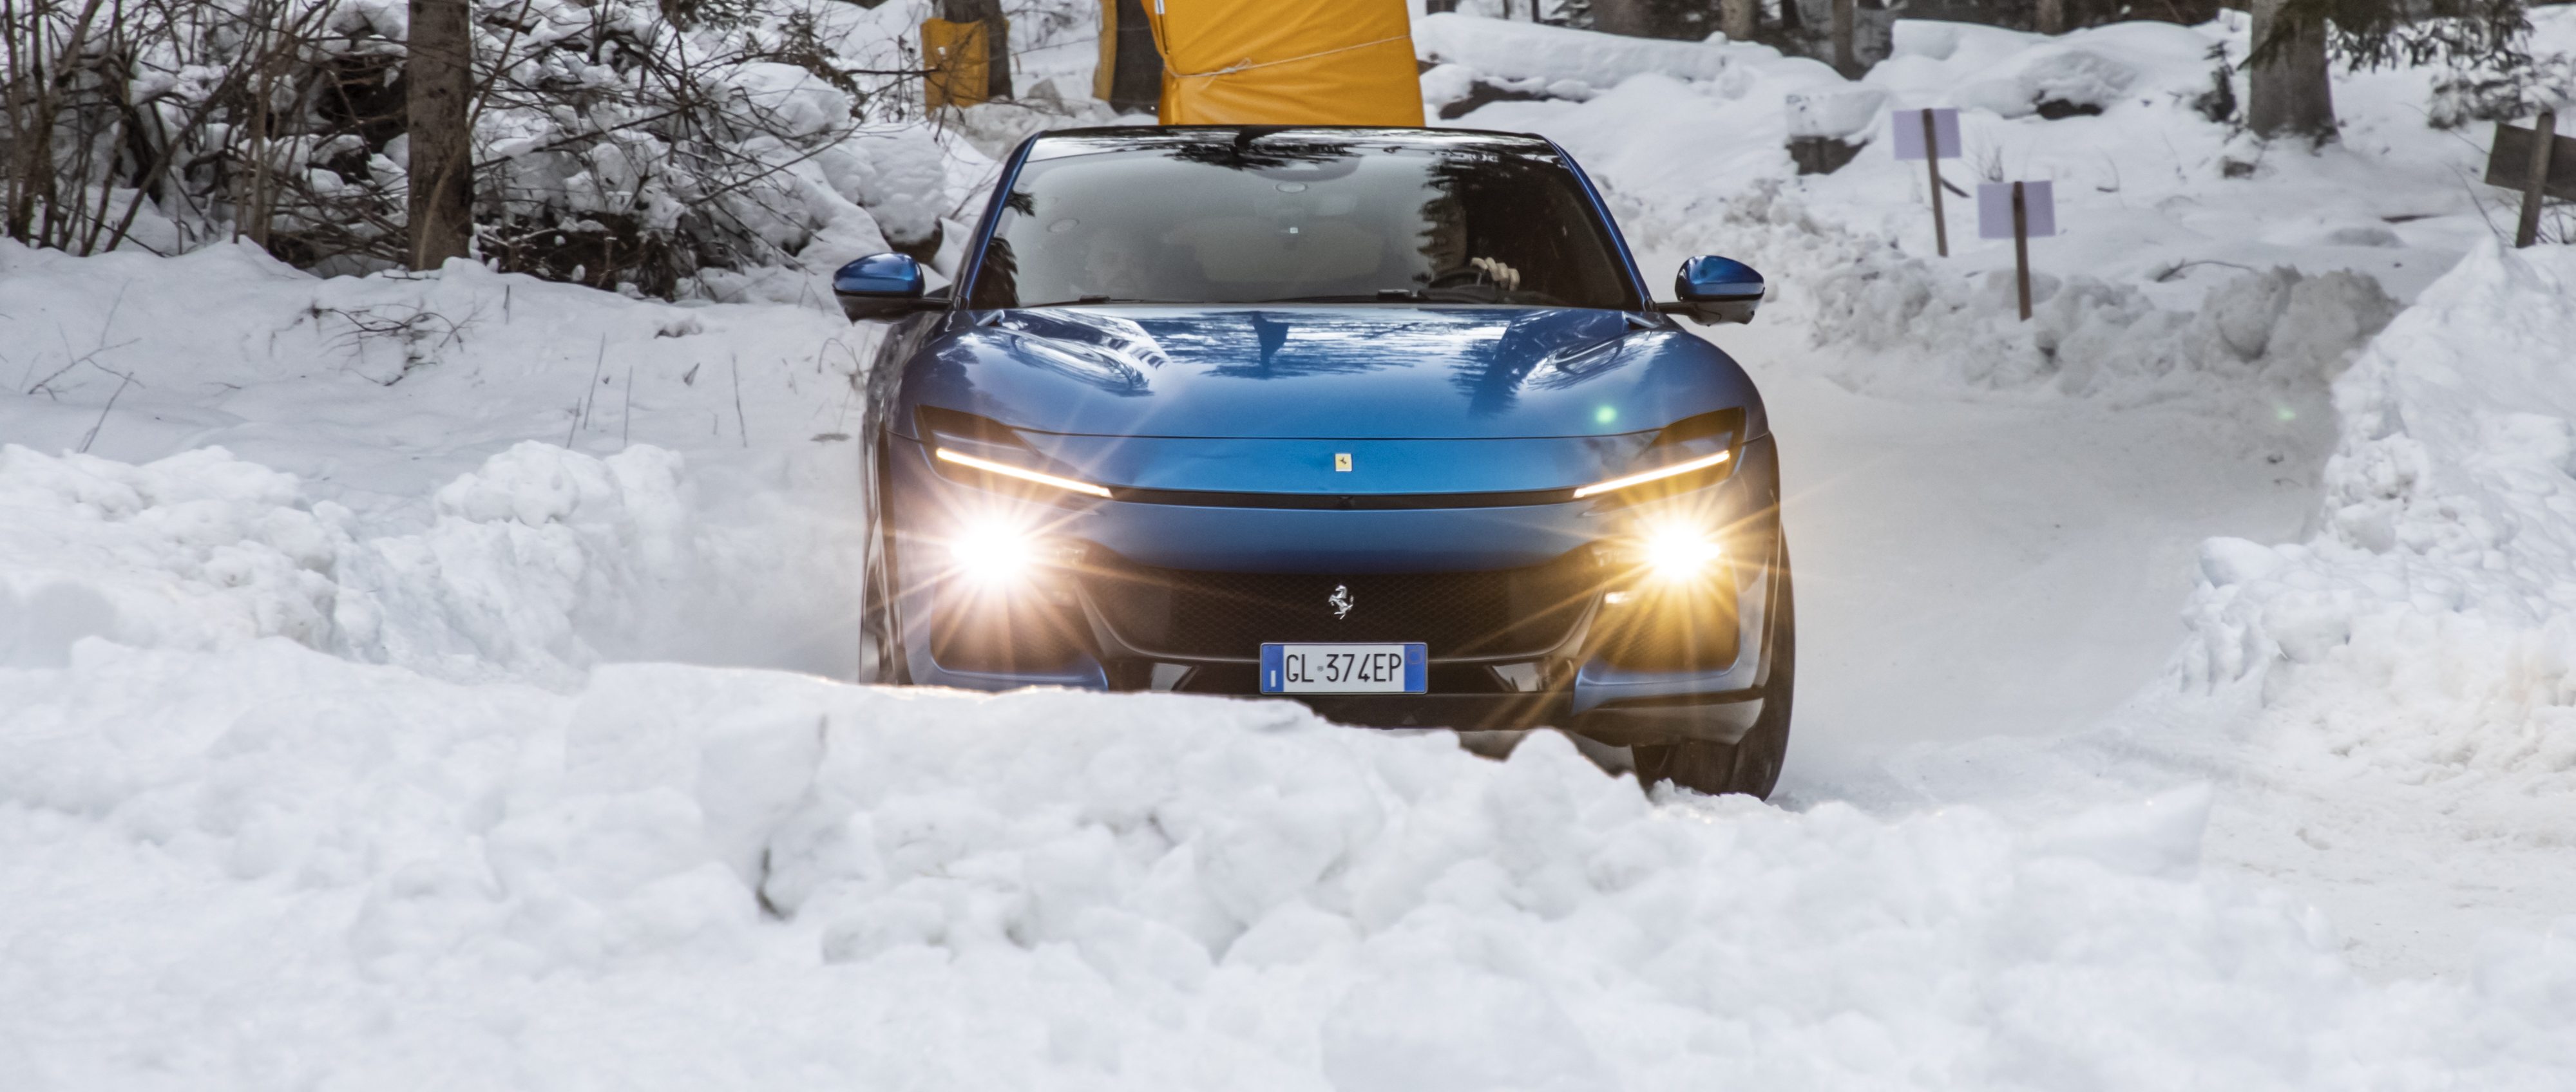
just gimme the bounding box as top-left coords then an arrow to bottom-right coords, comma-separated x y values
1143,0 -> 1424,126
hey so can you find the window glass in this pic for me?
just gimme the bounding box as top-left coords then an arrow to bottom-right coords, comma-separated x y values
966,135 -> 1639,310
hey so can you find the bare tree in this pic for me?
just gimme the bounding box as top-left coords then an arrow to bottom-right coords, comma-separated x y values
407,0 -> 473,268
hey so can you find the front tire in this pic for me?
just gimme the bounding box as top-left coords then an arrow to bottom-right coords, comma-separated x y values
1632,540 -> 1795,800
857,447 -> 910,686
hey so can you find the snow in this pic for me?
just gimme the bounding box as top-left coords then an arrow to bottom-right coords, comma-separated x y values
1413,13 -> 1750,96
2173,240 -> 2576,977
9,639 -> 2576,1087
11,3 -> 2576,1086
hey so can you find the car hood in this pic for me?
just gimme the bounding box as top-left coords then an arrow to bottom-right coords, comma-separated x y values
891,306 -> 1767,441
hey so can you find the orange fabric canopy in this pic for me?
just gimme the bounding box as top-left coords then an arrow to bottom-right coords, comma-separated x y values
1145,0 -> 1424,127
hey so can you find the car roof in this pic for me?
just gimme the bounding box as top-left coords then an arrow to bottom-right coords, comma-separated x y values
1024,126 -> 1563,161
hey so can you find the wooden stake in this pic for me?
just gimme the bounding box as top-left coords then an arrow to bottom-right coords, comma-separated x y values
2012,181 -> 2032,321
2517,108 -> 2558,249
1923,110 -> 1949,258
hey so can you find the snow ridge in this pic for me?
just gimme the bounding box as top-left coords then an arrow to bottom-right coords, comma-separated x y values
2185,241 -> 2576,837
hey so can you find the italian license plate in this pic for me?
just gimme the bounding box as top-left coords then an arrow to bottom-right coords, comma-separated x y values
1261,643 -> 1428,694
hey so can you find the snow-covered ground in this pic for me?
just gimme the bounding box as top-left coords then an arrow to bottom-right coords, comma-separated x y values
8,7 -> 2576,1088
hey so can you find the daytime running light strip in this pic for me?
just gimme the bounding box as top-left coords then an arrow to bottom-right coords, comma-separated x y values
935,447 -> 1114,498
1570,449 -> 1732,500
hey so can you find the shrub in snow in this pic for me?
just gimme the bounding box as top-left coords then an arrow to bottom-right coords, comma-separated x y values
0,0 -> 989,303
2427,49 -> 2576,129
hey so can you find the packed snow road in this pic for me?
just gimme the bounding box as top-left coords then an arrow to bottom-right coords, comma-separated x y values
1713,325 -> 2328,761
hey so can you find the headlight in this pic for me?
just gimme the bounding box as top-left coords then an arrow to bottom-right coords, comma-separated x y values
1638,520 -> 1721,579
935,447 -> 1112,498
943,513 -> 1087,591
1638,522 -> 1725,581
1571,449 -> 1731,500
1571,409 -> 1745,501
948,514 -> 1043,585
919,406 -> 1114,500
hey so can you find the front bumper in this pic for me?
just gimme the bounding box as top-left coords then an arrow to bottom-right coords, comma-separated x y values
882,434 -> 1785,746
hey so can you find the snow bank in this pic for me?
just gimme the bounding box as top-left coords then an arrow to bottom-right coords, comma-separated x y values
1413,12 -> 1741,97
0,439 -> 857,685
0,447 -> 345,666
1635,181 -> 2398,404
8,637 -> 2576,1087
1876,20 -> 2218,115
2183,240 -> 2576,824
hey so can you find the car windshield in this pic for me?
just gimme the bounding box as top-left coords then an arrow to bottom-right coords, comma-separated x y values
964,134 -> 1641,310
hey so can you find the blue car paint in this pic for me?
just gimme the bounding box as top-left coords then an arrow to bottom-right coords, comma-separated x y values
890,306 -> 1769,445
867,127 -> 1784,732
834,252 -> 926,297
1677,256 -> 1766,301
1013,434 -> 1656,496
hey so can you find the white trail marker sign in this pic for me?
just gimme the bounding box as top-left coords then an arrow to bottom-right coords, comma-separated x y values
1978,180 -> 2056,321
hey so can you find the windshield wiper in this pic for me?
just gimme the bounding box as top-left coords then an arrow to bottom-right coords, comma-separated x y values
1260,289 -> 1432,303
1259,287 -> 1568,306
1026,295 -> 1169,306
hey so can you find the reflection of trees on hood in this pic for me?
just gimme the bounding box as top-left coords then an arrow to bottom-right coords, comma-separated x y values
1186,315 -> 1423,381
991,310 -> 1175,373
1448,311 -> 1632,417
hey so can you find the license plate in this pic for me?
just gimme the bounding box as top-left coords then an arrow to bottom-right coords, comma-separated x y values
1261,643 -> 1427,694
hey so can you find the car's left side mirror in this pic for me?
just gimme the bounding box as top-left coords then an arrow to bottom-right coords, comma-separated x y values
1665,256 -> 1764,325
834,253 -> 946,321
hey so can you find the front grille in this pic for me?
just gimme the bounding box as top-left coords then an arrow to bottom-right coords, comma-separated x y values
1082,552 -> 1599,659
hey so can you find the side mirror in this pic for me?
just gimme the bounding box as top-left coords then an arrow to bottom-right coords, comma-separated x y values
834,253 -> 942,320
1667,256 -> 1764,325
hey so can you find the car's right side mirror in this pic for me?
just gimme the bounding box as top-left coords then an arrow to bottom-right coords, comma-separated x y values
1665,256 -> 1764,325
834,253 -> 945,321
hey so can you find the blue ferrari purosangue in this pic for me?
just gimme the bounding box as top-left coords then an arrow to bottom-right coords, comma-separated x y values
838,126 -> 1791,798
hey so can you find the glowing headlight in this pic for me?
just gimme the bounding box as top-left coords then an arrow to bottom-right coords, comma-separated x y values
949,516 -> 1043,585
945,514 -> 1087,590
1571,449 -> 1731,500
1639,522 -> 1724,582
935,447 -> 1112,498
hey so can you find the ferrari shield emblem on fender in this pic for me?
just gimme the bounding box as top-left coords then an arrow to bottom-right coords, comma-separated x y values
1335,453 -> 1353,472
1328,584 -> 1354,619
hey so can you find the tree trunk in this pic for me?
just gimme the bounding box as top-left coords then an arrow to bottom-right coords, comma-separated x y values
940,0 -> 1012,100
1589,0 -> 1655,37
406,0 -> 473,269
2036,0 -> 2065,35
1721,0 -> 1758,42
1831,0 -> 1855,75
2246,0 -> 2335,142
